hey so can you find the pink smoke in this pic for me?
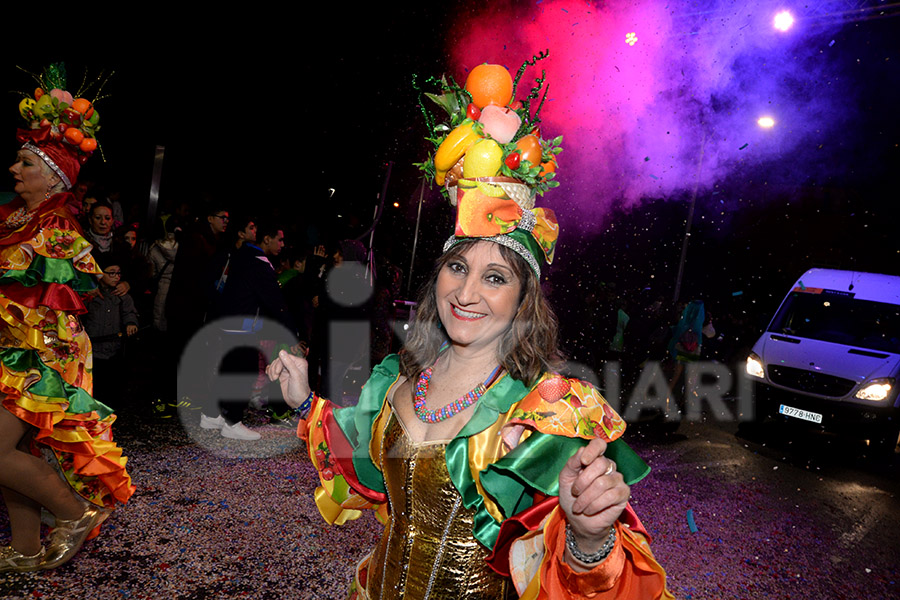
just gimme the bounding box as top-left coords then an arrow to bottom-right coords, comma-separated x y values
445,0 -> 851,231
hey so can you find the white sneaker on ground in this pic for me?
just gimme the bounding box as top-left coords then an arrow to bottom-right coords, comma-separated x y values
200,414 -> 226,430
221,421 -> 261,441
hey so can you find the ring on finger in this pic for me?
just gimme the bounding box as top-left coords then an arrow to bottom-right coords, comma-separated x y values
603,461 -> 616,477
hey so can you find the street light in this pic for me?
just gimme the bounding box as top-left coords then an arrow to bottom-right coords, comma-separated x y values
773,10 -> 794,32
758,116 -> 776,128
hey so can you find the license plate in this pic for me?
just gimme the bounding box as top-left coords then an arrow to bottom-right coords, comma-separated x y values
779,404 -> 823,424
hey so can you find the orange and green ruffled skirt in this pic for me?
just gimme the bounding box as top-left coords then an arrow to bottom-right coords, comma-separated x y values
0,218 -> 134,509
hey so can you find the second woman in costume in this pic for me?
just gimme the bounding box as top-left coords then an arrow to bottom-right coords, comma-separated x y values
0,66 -> 134,573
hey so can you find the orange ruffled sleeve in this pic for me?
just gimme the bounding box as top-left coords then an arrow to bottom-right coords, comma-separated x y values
513,508 -> 673,599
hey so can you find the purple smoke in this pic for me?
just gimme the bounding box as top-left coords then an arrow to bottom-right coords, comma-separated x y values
447,0 -> 853,230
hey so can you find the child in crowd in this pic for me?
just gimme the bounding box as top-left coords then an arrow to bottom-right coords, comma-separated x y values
83,253 -> 139,403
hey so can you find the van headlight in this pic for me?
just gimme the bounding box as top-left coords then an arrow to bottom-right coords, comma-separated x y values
854,378 -> 894,401
746,354 -> 765,379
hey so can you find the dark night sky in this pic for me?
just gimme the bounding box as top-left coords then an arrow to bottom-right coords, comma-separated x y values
2,6 -> 451,219
2,2 -> 898,345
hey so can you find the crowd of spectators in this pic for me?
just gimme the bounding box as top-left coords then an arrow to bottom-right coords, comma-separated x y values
62,180 -> 404,441
60,178 -> 757,440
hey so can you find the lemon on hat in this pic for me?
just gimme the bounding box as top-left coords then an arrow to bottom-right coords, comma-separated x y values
462,138 -> 503,179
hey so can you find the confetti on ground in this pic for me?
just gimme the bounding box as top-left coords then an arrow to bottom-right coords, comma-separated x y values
0,412 -> 378,600
739,143 -> 749,150
732,291 -> 743,296
1,405 -> 897,599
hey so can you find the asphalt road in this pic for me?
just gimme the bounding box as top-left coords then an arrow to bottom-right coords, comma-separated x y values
624,407 -> 900,599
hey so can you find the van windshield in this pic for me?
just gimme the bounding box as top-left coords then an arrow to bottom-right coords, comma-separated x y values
769,291 -> 900,353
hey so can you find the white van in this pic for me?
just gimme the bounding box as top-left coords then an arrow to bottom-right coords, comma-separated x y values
745,268 -> 900,452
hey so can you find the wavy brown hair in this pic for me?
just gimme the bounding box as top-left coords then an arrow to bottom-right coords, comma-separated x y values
399,239 -> 562,385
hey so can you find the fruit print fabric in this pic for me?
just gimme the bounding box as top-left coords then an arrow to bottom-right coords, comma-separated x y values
0,191 -> 134,509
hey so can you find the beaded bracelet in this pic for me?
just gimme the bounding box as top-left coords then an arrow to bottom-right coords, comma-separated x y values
565,524 -> 617,564
293,391 -> 316,419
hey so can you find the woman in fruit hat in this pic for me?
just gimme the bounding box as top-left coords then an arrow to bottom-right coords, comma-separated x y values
266,56 -> 672,599
0,65 -> 134,573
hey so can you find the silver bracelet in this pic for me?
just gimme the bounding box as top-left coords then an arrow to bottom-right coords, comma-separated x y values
565,524 -> 617,564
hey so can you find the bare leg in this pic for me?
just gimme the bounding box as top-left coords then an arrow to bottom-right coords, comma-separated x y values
0,486 -> 41,555
2,434 -> 45,555
0,409 -> 84,532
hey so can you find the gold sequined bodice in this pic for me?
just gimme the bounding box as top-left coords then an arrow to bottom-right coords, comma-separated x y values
365,414 -> 514,600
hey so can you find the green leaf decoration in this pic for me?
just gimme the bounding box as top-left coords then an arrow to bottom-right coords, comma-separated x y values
43,63 -> 68,92
425,92 -> 458,117
511,49 -> 549,102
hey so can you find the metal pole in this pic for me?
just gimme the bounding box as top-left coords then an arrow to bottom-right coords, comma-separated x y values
673,131 -> 706,303
407,178 -> 427,296
145,145 -> 165,231
366,203 -> 377,286
356,162 -> 392,243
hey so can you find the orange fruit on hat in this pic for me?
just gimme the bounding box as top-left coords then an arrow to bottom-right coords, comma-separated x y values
515,135 -> 542,166
540,156 -> 557,178
465,64 -> 513,109
79,137 -> 98,153
64,127 -> 84,145
71,98 -> 93,115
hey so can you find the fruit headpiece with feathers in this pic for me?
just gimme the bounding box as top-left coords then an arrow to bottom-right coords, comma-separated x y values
416,52 -> 562,277
15,63 -> 112,189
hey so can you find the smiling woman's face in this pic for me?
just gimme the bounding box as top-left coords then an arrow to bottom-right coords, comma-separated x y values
9,150 -> 54,208
435,241 -> 522,353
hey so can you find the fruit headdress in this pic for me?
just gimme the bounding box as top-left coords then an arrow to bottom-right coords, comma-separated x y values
417,52 -> 562,277
416,50 -> 562,204
15,63 -> 111,189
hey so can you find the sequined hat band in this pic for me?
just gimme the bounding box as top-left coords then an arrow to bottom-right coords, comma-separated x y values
22,141 -> 72,190
443,232 -> 542,278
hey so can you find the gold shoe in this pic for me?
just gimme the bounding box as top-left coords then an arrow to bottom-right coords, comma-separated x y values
42,504 -> 110,570
0,545 -> 46,573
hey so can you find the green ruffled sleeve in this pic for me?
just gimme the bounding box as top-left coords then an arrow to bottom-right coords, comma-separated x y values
331,355 -> 401,495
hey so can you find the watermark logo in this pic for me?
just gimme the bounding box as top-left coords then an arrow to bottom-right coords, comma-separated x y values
175,260 -> 754,456
596,360 -> 755,423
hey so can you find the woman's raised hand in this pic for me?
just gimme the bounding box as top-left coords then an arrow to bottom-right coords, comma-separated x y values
558,437 -> 630,552
266,350 -> 311,409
